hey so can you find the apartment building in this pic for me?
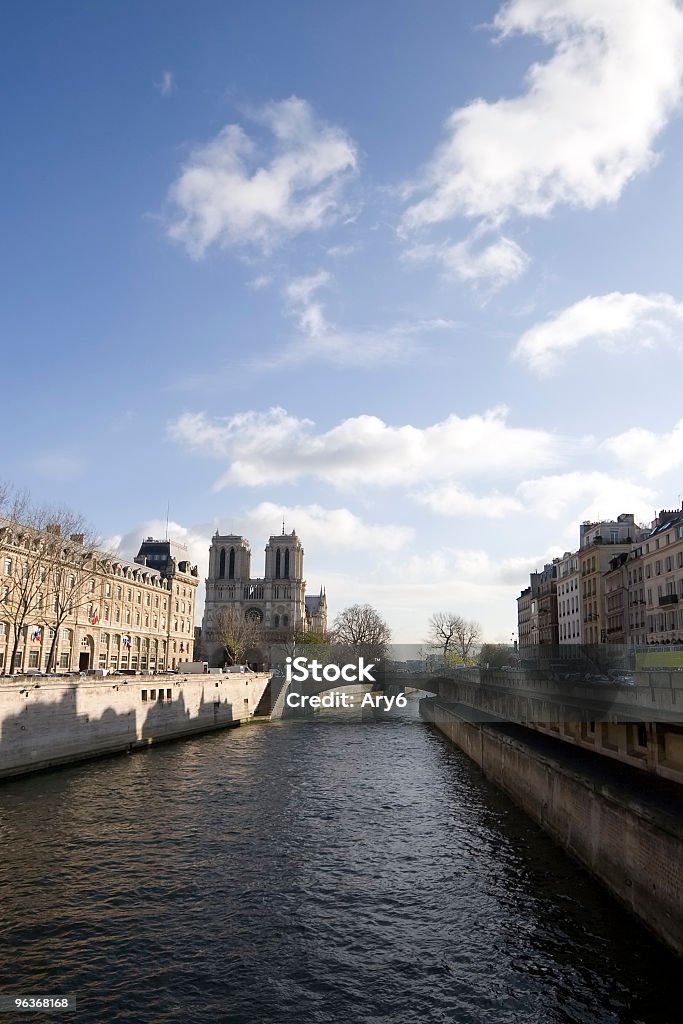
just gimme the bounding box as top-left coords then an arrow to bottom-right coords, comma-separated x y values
556,551 -> 581,644
0,523 -> 198,675
631,507 -> 683,646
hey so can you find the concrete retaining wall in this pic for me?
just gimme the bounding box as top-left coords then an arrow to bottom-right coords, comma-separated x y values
423,698 -> 683,957
0,673 -> 272,779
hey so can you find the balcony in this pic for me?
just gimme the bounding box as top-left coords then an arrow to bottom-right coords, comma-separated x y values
658,594 -> 679,607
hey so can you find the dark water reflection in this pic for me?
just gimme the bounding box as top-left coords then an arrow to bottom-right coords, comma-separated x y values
0,699 -> 679,1023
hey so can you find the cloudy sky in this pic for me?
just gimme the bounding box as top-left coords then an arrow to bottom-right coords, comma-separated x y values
5,0 -> 683,642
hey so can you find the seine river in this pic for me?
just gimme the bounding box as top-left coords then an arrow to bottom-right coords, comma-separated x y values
0,698 -> 680,1024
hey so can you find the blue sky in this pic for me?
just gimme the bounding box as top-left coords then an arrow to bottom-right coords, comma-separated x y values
4,0 -> 683,642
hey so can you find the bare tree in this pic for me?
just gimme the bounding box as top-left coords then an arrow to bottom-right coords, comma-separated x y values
1,495 -> 51,673
213,606 -> 261,665
427,611 -> 458,664
427,612 -> 481,666
0,494 -> 108,674
332,604 -> 391,655
43,514 -> 106,673
0,480 -> 11,515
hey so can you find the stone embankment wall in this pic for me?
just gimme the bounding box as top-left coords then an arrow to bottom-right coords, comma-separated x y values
0,673 -> 271,780
433,671 -> 683,784
422,697 -> 683,957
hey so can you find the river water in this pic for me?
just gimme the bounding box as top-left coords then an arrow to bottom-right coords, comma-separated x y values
0,697 -> 679,1024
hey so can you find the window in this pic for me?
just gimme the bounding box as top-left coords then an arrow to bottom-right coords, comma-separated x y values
28,650 -> 40,668
59,652 -> 69,668
141,690 -> 148,701
150,689 -> 156,700
166,689 -> 172,699
105,582 -> 111,596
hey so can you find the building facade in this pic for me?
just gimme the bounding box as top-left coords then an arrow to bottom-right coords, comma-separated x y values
578,514 -> 646,645
517,515 -> 648,651
201,528 -> 327,667
0,524 -> 198,675
517,507 -> 683,651
556,551 -> 581,645
627,507 -> 683,646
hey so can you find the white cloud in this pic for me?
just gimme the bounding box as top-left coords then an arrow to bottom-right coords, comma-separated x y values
247,274 -> 272,291
239,502 -> 413,552
515,470 -> 656,523
168,405 -> 561,490
273,271 -> 418,366
326,242 -> 362,258
603,419 -> 683,478
413,469 -> 655,524
513,291 -> 683,374
406,234 -> 530,288
167,97 -> 358,257
377,544 -> 563,610
402,0 -> 683,232
414,484 -> 523,518
156,71 -> 174,97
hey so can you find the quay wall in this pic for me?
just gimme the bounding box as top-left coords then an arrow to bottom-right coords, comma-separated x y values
0,673 -> 272,780
422,697 -> 683,957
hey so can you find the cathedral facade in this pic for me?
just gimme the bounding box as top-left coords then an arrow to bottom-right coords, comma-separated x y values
201,529 -> 327,667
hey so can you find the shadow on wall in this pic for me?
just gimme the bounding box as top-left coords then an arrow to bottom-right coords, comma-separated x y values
139,684 -> 233,741
1,686 -> 137,772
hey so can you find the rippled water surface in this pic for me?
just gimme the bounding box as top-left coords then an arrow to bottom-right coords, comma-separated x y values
0,699 -> 680,1023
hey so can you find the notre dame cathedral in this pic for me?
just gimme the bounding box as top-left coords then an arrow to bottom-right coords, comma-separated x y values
201,528 -> 327,667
